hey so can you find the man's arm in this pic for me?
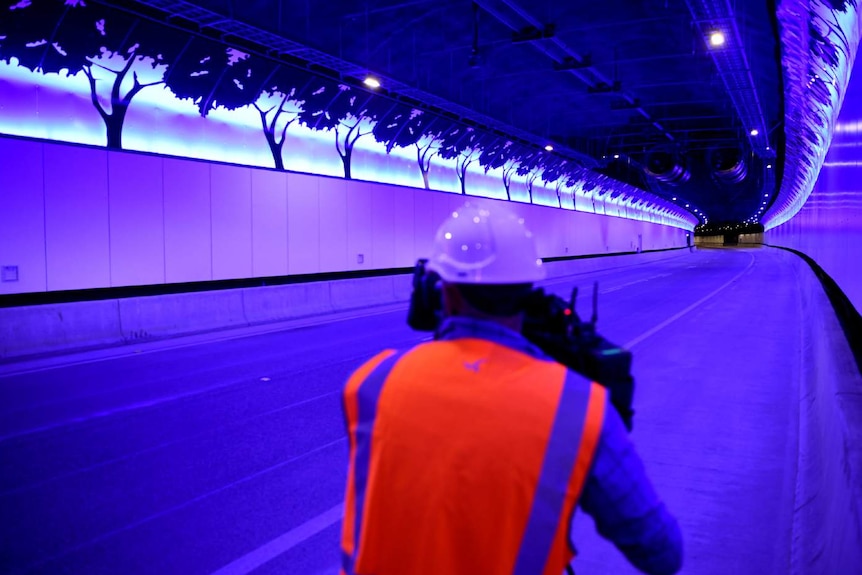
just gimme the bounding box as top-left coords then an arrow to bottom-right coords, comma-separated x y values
577,400 -> 683,575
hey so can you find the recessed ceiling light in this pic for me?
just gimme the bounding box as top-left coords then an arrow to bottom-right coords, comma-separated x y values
613,154 -> 620,159
766,164 -> 772,169
363,76 -> 381,88
709,31 -> 726,47
544,144 -> 554,151
750,129 -> 759,136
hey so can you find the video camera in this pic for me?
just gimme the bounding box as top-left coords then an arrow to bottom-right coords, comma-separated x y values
407,258 -> 635,431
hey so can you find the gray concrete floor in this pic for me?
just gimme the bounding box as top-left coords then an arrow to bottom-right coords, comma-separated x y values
0,248 -> 804,574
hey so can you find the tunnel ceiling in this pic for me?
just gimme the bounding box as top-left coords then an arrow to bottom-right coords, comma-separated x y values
90,0 -> 785,226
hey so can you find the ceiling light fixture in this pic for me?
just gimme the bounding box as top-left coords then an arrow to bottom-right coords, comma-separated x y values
545,144 -> 554,151
750,129 -> 759,136
363,76 -> 381,89
709,31 -> 726,47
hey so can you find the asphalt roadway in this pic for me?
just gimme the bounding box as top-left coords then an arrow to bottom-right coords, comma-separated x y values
0,247 -> 803,575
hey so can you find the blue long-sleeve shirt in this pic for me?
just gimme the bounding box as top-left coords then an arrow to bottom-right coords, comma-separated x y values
437,316 -> 683,575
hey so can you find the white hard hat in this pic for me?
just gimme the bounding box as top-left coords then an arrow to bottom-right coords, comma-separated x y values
427,202 -> 545,284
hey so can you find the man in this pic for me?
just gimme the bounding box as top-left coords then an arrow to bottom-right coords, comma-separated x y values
340,202 -> 682,575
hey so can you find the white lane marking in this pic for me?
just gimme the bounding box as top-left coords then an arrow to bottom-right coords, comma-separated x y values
0,390 -> 342,493
623,253 -> 756,349
0,359 -> 358,443
211,504 -> 343,575
23,438 -> 347,573
567,273 -> 674,295
0,305 -> 410,378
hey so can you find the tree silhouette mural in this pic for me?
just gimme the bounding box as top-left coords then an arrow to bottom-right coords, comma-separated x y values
438,125 -> 483,195
251,66 -> 313,171
164,38 -> 271,117
542,158 -> 569,207
517,151 -> 545,203
163,37 -> 297,168
479,139 -> 525,200
372,104 -> 442,188
299,78 -> 393,179
414,132 -> 443,189
0,0 -> 184,149
558,174 -> 581,208
0,1 -> 686,222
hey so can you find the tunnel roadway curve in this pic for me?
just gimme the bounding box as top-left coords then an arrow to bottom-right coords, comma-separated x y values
0,247 -> 801,575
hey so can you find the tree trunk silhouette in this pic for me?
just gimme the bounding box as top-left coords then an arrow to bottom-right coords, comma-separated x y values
341,152 -> 352,179
457,162 -> 468,194
502,165 -> 515,200
256,100 -> 294,171
416,143 -> 434,189
337,122 -> 366,180
265,130 -> 285,171
84,56 -> 159,151
104,103 -> 128,149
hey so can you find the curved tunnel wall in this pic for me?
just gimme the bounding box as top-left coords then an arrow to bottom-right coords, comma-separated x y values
766,58 -> 862,314
0,136 -> 687,297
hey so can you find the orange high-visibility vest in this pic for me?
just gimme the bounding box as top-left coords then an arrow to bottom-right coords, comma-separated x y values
341,336 -> 607,575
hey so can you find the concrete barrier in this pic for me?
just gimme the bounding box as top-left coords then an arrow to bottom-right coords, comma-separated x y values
0,248 -> 691,360
118,290 -> 248,342
330,276 -> 398,312
0,300 -> 122,358
242,282 -> 333,324
775,248 -> 862,575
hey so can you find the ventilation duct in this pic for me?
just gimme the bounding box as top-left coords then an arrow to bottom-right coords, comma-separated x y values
709,148 -> 748,184
644,150 -> 690,185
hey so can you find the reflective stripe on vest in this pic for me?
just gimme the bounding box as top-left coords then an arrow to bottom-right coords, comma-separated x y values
343,349 -> 406,575
515,373 -> 607,575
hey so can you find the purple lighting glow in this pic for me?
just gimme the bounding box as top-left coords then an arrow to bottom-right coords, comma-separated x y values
0,59 -> 694,230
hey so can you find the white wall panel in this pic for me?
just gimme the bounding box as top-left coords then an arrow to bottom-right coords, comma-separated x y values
211,164 -> 252,280
108,153 -> 164,287
371,184 -> 396,269
163,158 -> 211,283
346,180 -> 373,271
318,177 -> 348,273
0,139 -> 46,294
286,172 -> 320,275
413,189 -> 436,261
251,169 -> 288,277
430,191 -> 457,246
43,144 -> 110,291
391,187 -> 415,267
